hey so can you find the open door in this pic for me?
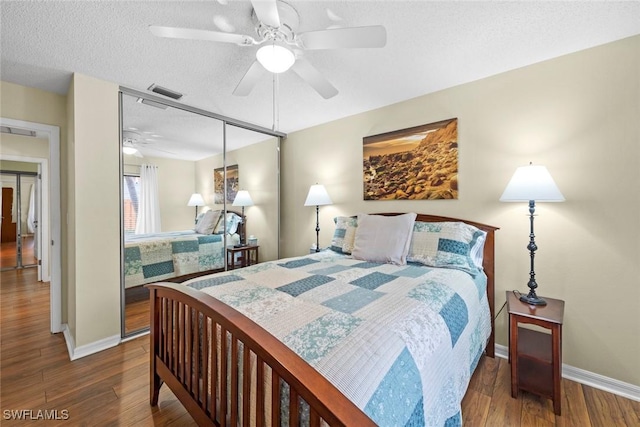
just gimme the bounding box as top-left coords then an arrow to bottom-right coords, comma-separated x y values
33,170 -> 42,279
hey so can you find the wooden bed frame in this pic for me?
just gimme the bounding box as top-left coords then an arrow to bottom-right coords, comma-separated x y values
147,213 -> 498,426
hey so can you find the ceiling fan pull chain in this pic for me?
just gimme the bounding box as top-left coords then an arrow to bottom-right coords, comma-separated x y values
272,73 -> 280,132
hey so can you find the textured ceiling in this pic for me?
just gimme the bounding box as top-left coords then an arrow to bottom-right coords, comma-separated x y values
2,1 -> 639,160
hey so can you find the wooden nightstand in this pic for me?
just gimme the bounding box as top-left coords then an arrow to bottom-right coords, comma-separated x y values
226,245 -> 259,270
507,291 -> 565,415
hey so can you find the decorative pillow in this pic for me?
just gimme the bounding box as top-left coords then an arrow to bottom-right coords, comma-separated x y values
329,216 -> 358,254
407,221 -> 484,274
351,213 -> 417,265
214,212 -> 241,235
470,229 -> 487,269
195,210 -> 221,235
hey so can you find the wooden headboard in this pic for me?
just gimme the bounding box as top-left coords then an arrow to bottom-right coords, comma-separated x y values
375,212 -> 499,357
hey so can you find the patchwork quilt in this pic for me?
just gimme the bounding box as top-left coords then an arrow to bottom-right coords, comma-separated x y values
184,250 -> 491,426
124,231 -> 238,288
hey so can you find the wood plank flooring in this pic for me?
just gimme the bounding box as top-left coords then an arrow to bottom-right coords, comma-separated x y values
2,268 -> 639,426
1,235 -> 36,269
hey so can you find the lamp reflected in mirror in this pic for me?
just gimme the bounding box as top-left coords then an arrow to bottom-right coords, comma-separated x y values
233,190 -> 254,245
187,193 -> 205,223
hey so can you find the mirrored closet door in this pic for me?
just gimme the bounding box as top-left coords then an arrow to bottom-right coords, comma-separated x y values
1,170 -> 39,271
120,90 -> 282,337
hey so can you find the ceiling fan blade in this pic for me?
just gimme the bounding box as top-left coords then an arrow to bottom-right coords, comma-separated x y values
291,58 -> 338,99
299,25 -> 387,50
233,61 -> 267,96
251,0 -> 281,28
149,25 -> 254,45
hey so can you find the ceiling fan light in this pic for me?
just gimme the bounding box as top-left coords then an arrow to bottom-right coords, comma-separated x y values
256,44 -> 295,73
123,146 -> 138,155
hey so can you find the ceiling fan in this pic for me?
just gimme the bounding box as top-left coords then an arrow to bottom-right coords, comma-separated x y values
149,0 -> 387,99
122,130 -> 176,158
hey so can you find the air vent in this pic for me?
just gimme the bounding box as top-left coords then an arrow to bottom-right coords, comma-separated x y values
0,126 -> 36,137
147,83 -> 183,100
136,98 -> 169,110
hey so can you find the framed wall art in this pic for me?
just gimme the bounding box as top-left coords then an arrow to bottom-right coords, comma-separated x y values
363,118 -> 458,200
214,164 -> 239,204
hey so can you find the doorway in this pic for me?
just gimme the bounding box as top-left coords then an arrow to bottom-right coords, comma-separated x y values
0,117 -> 61,334
1,170 -> 40,270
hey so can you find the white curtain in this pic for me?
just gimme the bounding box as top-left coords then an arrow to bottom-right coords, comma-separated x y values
27,183 -> 36,233
135,164 -> 162,234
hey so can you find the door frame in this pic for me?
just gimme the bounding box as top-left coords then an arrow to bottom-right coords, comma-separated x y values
0,117 -> 62,334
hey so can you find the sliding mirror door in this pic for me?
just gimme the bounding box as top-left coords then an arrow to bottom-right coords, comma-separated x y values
120,92 -> 225,336
192,125 -> 280,268
120,92 -> 281,337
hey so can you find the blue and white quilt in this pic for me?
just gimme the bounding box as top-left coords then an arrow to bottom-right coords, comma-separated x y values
185,250 -> 491,426
124,231 -> 239,288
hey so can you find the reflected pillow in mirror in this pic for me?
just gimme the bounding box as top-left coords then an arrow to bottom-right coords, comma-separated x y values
195,210 -> 221,235
214,212 -> 241,235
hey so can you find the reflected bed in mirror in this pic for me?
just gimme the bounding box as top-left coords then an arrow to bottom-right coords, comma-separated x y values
123,210 -> 244,334
120,90 -> 282,337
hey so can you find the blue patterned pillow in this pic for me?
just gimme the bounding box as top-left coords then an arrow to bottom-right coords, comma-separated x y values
329,216 -> 358,254
407,221 -> 484,275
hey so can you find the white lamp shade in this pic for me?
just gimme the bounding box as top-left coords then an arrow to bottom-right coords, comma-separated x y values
232,190 -> 254,207
187,193 -> 205,207
500,164 -> 565,202
122,146 -> 138,155
256,44 -> 295,74
304,184 -> 333,206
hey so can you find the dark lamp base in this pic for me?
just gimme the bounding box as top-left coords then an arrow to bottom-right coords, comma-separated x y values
520,294 -> 547,306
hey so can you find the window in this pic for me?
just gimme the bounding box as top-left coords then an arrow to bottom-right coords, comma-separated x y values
123,175 -> 140,234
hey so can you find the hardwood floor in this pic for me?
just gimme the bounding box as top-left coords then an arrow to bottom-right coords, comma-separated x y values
124,287 -> 150,334
0,269 -> 194,426
1,268 -> 639,426
1,235 -> 37,269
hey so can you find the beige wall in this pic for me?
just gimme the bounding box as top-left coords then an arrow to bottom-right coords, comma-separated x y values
281,35 -> 640,386
1,159 -> 41,172
196,137 -> 280,262
0,135 -> 49,158
69,73 -> 120,346
124,154 -> 196,231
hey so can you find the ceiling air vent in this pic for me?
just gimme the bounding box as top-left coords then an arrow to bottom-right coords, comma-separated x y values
147,83 -> 183,100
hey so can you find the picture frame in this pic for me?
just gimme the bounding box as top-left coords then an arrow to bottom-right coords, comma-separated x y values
214,164 -> 239,204
363,118 -> 458,200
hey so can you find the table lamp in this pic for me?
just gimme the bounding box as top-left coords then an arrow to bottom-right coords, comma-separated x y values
304,184 -> 333,253
232,190 -> 254,245
187,193 -> 205,223
500,163 -> 565,306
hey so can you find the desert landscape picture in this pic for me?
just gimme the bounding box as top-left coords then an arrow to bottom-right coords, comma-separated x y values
363,118 -> 459,200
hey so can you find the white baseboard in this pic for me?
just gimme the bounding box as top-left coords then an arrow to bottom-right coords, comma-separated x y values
62,324 -> 121,361
495,344 -> 640,402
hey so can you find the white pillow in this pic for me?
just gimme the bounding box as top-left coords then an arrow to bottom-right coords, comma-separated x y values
351,213 -> 417,265
195,210 -> 221,235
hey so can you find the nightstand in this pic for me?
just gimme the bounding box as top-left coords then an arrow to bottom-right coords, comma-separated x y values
226,245 -> 259,270
507,291 -> 565,415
